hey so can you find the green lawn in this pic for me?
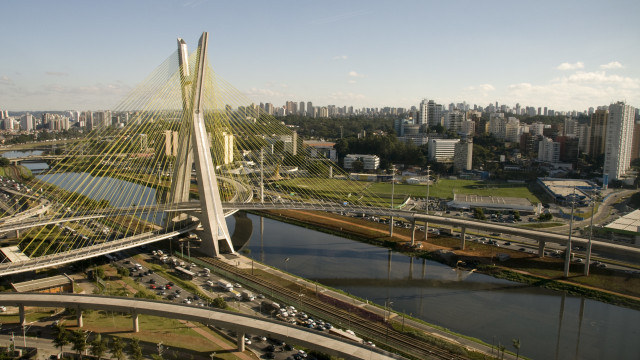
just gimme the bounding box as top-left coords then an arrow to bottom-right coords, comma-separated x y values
369,179 -> 541,202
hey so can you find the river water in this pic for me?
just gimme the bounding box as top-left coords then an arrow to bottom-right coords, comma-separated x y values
230,213 -> 640,360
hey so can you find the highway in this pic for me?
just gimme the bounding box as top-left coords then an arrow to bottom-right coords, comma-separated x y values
0,293 -> 401,360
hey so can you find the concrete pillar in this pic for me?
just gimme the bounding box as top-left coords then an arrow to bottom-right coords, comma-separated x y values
460,227 -> 466,250
19,305 -> 25,326
410,219 -> 416,246
424,220 -> 429,241
237,332 -> 245,352
538,240 -> 546,258
389,216 -> 394,237
77,308 -> 83,328
132,312 -> 139,332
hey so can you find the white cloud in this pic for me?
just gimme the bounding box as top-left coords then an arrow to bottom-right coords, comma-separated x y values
464,84 -> 495,92
600,61 -> 623,69
348,71 -> 365,78
556,62 -> 584,70
333,55 -> 348,60
348,80 -> 357,84
561,71 -> 639,88
0,75 -> 13,85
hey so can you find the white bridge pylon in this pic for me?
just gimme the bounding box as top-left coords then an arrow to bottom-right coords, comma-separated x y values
169,32 -> 234,257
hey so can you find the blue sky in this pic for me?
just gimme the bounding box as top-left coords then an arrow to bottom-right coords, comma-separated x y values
1,0 -> 638,112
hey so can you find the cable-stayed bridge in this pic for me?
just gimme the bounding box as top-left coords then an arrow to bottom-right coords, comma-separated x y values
1,33 -> 638,277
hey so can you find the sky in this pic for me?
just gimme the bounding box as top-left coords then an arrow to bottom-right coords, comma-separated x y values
1,0 -> 639,112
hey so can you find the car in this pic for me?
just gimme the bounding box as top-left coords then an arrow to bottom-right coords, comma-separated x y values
264,344 -> 275,352
149,279 -> 156,284
234,283 -> 242,288
519,248 -> 526,251
504,242 -> 512,246
257,294 -> 265,299
168,281 -> 174,286
149,284 -> 156,289
167,294 -> 175,300
165,285 -> 172,290
263,353 -> 275,359
175,289 -> 181,294
0,306 -> 6,312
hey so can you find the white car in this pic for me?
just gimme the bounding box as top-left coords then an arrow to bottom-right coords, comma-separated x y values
0,306 -> 6,312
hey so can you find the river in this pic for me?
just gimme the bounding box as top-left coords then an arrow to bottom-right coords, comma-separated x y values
230,213 -> 640,360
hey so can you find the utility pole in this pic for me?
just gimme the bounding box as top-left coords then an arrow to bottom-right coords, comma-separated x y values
584,190 -> 598,276
425,165 -> 431,241
563,186 -> 576,278
389,169 -> 395,237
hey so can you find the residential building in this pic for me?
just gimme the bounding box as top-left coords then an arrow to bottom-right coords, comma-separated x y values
538,137 -> 561,163
454,137 -> 473,172
603,102 -> 636,180
428,138 -> 459,163
343,154 -> 380,171
589,109 -> 608,156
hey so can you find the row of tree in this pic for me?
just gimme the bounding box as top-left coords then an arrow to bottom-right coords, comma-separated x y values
52,324 -> 137,360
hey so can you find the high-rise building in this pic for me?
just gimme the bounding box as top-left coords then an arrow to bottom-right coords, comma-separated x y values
631,121 -> 640,161
306,102 -> 313,117
488,113 -> 507,140
538,137 -> 560,163
428,138 -> 459,163
603,102 -> 636,180
454,137 -> 473,172
444,110 -> 466,134
589,109 -> 608,156
20,114 -> 34,131
299,101 -> 305,115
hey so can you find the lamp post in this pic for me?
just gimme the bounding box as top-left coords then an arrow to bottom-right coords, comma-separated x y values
390,169 -> 395,236
584,190 -> 599,276
385,300 -> 393,344
284,257 -> 290,273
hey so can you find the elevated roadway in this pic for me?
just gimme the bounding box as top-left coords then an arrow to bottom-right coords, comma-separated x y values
0,293 -> 401,360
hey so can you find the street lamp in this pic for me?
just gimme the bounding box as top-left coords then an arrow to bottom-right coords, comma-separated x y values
385,300 -> 393,344
284,257 -> 290,273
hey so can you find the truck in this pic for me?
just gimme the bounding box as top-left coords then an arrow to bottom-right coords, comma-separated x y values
230,289 -> 243,301
217,280 -> 233,292
241,290 -> 255,301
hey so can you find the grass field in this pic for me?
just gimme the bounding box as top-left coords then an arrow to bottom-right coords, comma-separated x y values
369,179 -> 541,202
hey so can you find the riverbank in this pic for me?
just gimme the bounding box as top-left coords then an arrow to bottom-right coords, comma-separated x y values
252,209 -> 640,311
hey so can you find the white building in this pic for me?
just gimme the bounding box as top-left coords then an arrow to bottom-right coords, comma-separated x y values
454,138 -> 473,172
343,154 -> 380,171
603,101 -> 636,180
428,138 -> 459,163
488,113 -> 507,140
538,137 -> 560,163
20,114 -> 34,131
505,117 -> 521,143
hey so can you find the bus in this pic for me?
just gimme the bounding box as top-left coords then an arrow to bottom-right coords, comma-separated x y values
174,266 -> 195,280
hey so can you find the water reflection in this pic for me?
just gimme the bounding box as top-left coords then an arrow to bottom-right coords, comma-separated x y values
230,213 -> 640,360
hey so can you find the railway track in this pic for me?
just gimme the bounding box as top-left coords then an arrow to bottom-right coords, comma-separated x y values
198,257 -> 470,360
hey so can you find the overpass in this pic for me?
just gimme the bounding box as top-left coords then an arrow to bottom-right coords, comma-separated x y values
0,293 -> 401,360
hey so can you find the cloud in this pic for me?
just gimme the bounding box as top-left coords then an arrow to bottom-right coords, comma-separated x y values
561,71 -> 639,88
0,75 -> 13,85
333,55 -> 348,60
600,61 -> 623,69
348,80 -> 357,84
556,62 -> 584,70
464,84 -> 495,92
348,71 -> 364,78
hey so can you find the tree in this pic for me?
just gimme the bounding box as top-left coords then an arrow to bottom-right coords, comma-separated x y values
513,210 -> 521,221
473,207 -> 486,220
127,338 -> 143,360
512,338 -> 521,360
70,330 -> 87,360
538,213 -> 553,222
90,334 -> 108,360
51,324 -> 70,354
0,157 -> 9,167
211,296 -> 227,309
109,337 -> 125,360
498,343 -> 506,360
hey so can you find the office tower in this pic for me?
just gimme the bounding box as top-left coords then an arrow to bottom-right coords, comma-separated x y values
445,111 -> 466,133
588,109 -> 608,156
299,101 -> 305,115
564,118 -> 578,137
515,103 -> 521,115
306,102 -> 313,117
544,107 -> 548,116
603,102 -> 636,180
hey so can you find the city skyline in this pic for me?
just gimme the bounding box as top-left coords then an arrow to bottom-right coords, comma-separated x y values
1,0 -> 639,112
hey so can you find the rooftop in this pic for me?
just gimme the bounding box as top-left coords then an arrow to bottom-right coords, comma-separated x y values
605,209 -> 640,235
